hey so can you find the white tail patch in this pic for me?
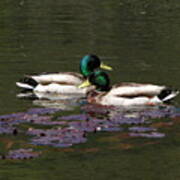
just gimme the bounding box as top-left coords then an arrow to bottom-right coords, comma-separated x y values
16,82 -> 34,90
162,91 -> 179,102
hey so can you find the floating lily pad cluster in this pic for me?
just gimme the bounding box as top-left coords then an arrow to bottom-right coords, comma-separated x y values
0,105 -> 179,159
27,128 -> 87,148
0,149 -> 41,160
0,108 -> 61,131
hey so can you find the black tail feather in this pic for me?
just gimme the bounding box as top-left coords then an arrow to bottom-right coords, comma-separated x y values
20,77 -> 38,88
158,88 -> 179,102
158,88 -> 172,100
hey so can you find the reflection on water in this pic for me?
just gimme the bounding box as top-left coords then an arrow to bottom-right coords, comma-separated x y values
0,101 -> 179,159
17,91 -> 85,110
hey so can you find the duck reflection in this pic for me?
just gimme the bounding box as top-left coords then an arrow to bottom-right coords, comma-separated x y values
17,92 -> 86,110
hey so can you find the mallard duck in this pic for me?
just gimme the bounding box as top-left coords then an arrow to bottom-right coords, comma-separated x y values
16,55 -> 112,94
79,71 -> 179,106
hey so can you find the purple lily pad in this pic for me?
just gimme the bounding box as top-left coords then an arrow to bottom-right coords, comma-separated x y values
0,103 -> 177,151
0,125 -> 18,135
170,113 -> 180,118
68,121 -> 97,132
28,127 -> 87,148
59,114 -> 89,121
27,128 -> 48,136
111,116 -> 148,125
0,112 -> 26,120
81,104 -> 112,115
129,132 -> 165,138
129,126 -> 156,133
27,108 -> 60,115
25,115 -> 67,126
140,107 -> 175,119
91,118 -> 106,123
98,126 -> 123,132
53,143 -> 73,148
3,149 -> 41,160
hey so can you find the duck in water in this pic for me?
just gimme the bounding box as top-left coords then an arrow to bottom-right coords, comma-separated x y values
79,71 -> 179,106
16,55 -> 112,95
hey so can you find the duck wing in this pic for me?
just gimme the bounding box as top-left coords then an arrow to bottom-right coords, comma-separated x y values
109,83 -> 166,98
27,72 -> 84,85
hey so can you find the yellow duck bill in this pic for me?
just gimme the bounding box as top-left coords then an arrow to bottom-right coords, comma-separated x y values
78,80 -> 91,88
100,62 -> 113,71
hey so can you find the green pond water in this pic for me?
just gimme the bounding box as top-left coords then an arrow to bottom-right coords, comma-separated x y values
0,0 -> 180,179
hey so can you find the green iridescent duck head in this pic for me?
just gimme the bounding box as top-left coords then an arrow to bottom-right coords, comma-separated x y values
79,71 -> 111,91
80,55 -> 112,77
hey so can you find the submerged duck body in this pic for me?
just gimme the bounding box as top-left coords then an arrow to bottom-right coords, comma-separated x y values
16,55 -> 112,94
79,71 -> 179,106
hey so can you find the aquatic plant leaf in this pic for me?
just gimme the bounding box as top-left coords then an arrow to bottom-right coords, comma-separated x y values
129,132 -> 165,138
27,108 -> 60,115
111,116 -> 148,125
59,114 -> 89,121
2,149 -> 41,160
140,107 -> 175,119
68,121 -> 97,132
129,126 -> 156,132
0,126 -> 18,135
81,104 -> 112,114
98,126 -> 123,132
28,127 -> 87,148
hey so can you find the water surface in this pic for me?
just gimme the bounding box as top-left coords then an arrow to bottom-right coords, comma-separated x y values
0,0 -> 180,179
